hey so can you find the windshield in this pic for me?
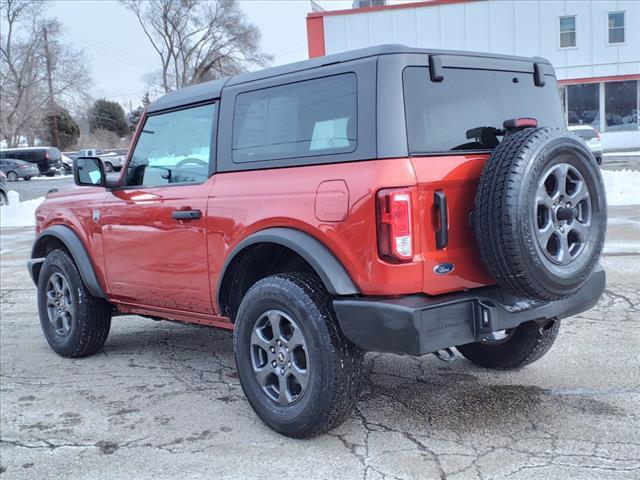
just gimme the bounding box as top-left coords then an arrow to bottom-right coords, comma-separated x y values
403,67 -> 565,153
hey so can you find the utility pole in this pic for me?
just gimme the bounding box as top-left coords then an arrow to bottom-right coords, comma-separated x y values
43,26 -> 60,149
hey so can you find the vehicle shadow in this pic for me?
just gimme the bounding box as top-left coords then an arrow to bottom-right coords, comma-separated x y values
104,321 -> 623,434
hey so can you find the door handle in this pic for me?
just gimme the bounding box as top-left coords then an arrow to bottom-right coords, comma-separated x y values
434,190 -> 448,249
171,209 -> 202,221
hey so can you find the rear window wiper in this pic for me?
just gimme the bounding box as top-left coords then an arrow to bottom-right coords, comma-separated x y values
464,126 -> 502,149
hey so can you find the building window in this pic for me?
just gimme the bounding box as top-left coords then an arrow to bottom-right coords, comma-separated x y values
605,80 -> 638,131
566,83 -> 599,128
559,16 -> 576,48
608,12 -> 625,44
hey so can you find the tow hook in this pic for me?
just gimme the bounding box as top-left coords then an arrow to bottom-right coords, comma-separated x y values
433,347 -> 455,363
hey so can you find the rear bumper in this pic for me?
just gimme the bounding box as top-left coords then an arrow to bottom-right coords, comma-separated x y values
333,267 -> 605,356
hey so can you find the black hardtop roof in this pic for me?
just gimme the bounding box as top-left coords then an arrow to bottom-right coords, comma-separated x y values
147,44 -> 552,113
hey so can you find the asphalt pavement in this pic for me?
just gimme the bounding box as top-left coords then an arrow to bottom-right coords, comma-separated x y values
1,161 -> 639,479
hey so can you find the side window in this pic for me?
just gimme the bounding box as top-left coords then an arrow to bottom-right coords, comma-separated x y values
126,103 -> 216,187
232,73 -> 357,163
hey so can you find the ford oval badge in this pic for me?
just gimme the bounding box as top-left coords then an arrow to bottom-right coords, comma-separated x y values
434,263 -> 455,275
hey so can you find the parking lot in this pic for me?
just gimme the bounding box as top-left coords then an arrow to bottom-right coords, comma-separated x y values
1,159 -> 639,479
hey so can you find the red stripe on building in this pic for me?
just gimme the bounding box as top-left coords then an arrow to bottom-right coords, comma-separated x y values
306,15 -> 325,58
307,0 -> 473,19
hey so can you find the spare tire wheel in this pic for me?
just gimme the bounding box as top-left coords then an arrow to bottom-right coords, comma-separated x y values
474,127 -> 606,301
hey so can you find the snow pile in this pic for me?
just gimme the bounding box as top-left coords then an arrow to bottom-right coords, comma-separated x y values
604,151 -> 640,157
602,169 -> 640,206
31,174 -> 73,181
0,192 -> 44,228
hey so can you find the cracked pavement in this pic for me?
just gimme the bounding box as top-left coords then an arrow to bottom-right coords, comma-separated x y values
1,206 -> 639,479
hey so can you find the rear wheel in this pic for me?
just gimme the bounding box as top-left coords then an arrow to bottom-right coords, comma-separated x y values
0,192 -> 7,206
104,162 -> 113,173
234,273 -> 363,438
37,249 -> 112,357
24,176 -> 32,181
456,320 -> 560,370
6,171 -> 18,182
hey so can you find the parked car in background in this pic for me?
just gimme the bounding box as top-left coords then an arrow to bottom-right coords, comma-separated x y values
568,125 -> 603,164
0,158 -> 41,181
0,147 -> 62,176
60,154 -> 74,174
0,171 -> 7,206
75,148 -> 125,172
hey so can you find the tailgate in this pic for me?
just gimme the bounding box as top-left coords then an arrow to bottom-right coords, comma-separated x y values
412,154 -> 495,295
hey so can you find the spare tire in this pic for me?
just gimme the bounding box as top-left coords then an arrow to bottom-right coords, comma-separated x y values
474,127 -> 606,301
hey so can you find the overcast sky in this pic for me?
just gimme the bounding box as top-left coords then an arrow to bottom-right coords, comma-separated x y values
47,0 -> 360,111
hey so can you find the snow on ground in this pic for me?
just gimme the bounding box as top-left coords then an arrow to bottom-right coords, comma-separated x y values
601,169 -> 640,206
604,151 -> 640,157
0,191 -> 44,228
29,174 -> 73,181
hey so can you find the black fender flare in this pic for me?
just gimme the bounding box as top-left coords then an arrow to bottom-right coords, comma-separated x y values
29,225 -> 106,298
216,227 -> 359,309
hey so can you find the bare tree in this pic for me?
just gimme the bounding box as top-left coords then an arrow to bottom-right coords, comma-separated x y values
0,0 -> 91,147
122,0 -> 272,93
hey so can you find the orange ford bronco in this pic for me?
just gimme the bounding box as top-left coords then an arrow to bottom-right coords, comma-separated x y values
29,46 -> 606,437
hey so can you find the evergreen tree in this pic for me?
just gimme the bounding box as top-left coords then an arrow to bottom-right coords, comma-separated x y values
89,99 -> 128,137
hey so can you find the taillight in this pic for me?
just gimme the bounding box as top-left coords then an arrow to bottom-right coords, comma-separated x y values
594,129 -> 601,139
377,188 -> 414,263
503,117 -> 538,129
44,152 -> 50,160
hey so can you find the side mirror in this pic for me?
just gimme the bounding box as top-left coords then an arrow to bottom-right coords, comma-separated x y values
74,157 -> 105,187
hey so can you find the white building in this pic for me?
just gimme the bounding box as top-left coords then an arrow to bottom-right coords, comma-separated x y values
307,0 -> 640,150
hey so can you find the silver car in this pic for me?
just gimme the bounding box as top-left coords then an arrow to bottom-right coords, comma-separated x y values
568,125 -> 603,165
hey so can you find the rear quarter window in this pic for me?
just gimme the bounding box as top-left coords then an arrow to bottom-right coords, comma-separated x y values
403,67 -> 565,154
232,73 -> 357,163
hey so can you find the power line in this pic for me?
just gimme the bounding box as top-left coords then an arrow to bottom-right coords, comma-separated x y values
63,30 -> 154,66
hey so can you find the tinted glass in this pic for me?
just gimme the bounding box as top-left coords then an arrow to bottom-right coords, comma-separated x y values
232,73 -> 357,163
403,67 -> 565,153
605,80 -> 638,132
567,83 -> 600,127
608,12 -> 625,43
126,103 -> 215,186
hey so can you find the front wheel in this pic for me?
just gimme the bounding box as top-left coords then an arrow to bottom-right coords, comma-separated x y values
456,320 -> 560,370
103,162 -> 113,173
0,192 -> 7,206
24,176 -> 31,181
37,249 -> 112,357
6,171 -> 18,182
234,273 -> 363,438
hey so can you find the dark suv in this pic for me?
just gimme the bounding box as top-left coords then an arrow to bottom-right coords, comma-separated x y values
28,45 -> 606,438
0,147 -> 62,176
